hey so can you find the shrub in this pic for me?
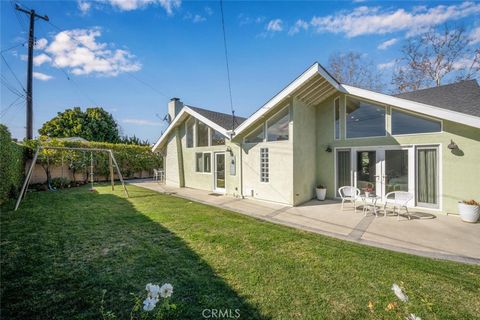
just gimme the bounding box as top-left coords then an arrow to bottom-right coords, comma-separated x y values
50,177 -> 71,189
0,125 -> 25,204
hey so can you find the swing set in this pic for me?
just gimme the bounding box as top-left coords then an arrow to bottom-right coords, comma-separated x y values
14,146 -> 129,211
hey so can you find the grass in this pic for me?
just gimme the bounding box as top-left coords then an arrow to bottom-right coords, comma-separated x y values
1,184 -> 479,319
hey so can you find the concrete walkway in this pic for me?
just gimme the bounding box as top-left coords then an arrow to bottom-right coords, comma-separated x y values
128,179 -> 480,265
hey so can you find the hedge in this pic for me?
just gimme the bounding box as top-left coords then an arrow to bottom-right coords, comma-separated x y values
23,138 -> 162,182
0,125 -> 25,204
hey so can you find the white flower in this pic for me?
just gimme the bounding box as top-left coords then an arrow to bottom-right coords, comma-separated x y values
391,283 -> 408,302
406,314 -> 421,320
142,296 -> 158,311
146,283 -> 160,298
160,283 -> 173,298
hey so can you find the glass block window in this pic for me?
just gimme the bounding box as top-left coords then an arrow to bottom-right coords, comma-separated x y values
260,148 -> 269,182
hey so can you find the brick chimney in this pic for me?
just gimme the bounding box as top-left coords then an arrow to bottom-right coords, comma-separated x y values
167,97 -> 184,123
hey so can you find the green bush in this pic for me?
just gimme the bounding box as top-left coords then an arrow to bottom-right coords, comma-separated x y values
50,177 -> 71,189
0,125 -> 25,204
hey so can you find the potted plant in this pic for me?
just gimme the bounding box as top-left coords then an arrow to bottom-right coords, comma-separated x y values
458,200 -> 480,223
316,184 -> 327,201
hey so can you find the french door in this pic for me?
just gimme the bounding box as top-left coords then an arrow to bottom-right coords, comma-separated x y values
214,152 -> 226,193
337,147 -> 412,204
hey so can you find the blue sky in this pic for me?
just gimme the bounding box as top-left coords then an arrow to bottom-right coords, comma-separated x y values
1,0 -> 479,143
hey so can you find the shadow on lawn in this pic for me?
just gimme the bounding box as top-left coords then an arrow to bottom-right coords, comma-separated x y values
0,187 -> 268,319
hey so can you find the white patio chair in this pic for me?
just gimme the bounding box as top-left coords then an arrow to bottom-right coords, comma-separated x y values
338,186 -> 361,213
383,191 -> 413,220
153,169 -> 160,181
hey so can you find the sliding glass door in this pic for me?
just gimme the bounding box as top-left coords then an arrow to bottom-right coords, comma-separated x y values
416,147 -> 439,208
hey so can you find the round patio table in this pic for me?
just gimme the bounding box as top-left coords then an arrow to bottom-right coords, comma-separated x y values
361,193 -> 380,217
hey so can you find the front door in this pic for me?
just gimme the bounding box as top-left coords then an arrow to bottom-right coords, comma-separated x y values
214,153 -> 226,192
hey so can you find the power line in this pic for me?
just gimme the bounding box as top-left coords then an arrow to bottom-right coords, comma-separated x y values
1,52 -> 26,93
219,0 -> 236,130
1,75 -> 25,98
1,41 -> 27,53
1,96 -> 24,118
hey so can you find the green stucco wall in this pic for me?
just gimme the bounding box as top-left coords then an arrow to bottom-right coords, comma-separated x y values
315,94 -> 480,214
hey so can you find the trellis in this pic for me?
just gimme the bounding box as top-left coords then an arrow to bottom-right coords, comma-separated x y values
15,146 -> 129,211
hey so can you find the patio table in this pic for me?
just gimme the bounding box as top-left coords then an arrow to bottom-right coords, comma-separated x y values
361,193 -> 380,217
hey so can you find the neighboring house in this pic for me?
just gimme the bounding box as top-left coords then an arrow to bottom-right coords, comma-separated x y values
152,62 -> 480,214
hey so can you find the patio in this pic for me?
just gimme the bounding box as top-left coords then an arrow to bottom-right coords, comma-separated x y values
129,179 -> 480,264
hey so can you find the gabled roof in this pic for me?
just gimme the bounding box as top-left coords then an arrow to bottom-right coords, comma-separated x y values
187,106 -> 247,130
152,105 -> 245,152
394,80 -> 480,118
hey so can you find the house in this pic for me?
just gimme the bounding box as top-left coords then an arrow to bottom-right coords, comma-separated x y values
152,62 -> 480,214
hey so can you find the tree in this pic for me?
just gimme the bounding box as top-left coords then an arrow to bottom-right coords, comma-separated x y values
39,107 -> 120,143
327,51 -> 386,92
392,25 -> 480,93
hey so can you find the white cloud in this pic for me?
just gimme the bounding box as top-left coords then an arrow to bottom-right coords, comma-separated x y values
266,19 -> 283,32
44,28 -> 141,77
469,26 -> 480,45
183,12 -> 206,23
238,14 -> 265,26
377,38 -> 398,50
377,60 -> 395,70
33,53 -> 52,66
310,2 -> 480,37
288,19 -> 309,35
33,72 -> 53,81
352,0 -> 366,3
102,0 -> 181,15
34,38 -> 48,50
78,0 -> 91,14
122,118 -> 161,126
204,6 -> 213,16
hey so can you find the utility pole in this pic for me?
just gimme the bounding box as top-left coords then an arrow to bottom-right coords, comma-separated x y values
15,4 -> 49,140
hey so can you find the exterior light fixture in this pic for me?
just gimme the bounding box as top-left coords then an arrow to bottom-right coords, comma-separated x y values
325,145 -> 332,153
447,140 -> 458,150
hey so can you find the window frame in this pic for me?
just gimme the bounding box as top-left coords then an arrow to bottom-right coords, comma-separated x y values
344,96 -> 387,140
185,117 -> 195,148
266,106 -> 290,142
334,97 -> 340,140
260,147 -> 269,183
195,120 -> 210,148
195,151 -> 212,174
415,145 -> 440,209
390,107 -> 443,137
243,123 -> 266,144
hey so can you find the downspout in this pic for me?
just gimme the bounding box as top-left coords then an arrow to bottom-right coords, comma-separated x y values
239,142 -> 244,198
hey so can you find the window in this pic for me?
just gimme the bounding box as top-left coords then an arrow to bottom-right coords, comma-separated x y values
203,153 -> 211,172
186,117 -> 194,148
211,130 -> 225,146
195,153 -> 203,172
267,107 -> 290,141
195,152 -> 211,173
196,121 -> 209,147
346,98 -> 386,138
416,147 -> 438,208
244,125 -> 264,144
391,109 -> 441,135
260,148 -> 269,182
334,98 -> 340,140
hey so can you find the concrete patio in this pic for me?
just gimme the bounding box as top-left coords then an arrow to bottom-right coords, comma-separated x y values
128,179 -> 480,264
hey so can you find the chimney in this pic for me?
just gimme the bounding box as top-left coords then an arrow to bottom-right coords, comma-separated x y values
167,97 -> 184,123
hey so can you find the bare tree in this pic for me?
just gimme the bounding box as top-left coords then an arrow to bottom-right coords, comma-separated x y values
392,25 -> 479,93
327,51 -> 386,92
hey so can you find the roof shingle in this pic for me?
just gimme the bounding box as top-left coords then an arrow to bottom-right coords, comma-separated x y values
393,80 -> 480,117
187,106 -> 247,130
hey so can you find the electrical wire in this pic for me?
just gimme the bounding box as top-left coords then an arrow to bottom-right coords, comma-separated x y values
1,52 -> 26,93
219,0 -> 235,116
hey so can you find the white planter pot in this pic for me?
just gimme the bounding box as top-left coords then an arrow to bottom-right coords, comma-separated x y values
316,188 -> 327,201
458,202 -> 480,223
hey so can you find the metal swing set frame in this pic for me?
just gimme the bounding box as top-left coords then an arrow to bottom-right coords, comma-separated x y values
14,146 -> 129,211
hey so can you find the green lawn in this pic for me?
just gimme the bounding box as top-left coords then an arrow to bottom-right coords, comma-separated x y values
1,184 -> 479,319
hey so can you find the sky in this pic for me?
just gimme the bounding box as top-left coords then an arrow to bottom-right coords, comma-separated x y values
1,0 -> 479,143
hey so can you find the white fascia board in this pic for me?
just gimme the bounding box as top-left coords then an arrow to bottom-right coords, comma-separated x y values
151,106 -> 231,152
234,62 -> 345,136
342,84 -> 480,128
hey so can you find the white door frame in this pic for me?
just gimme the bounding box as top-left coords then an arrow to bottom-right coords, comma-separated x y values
213,152 -> 226,193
